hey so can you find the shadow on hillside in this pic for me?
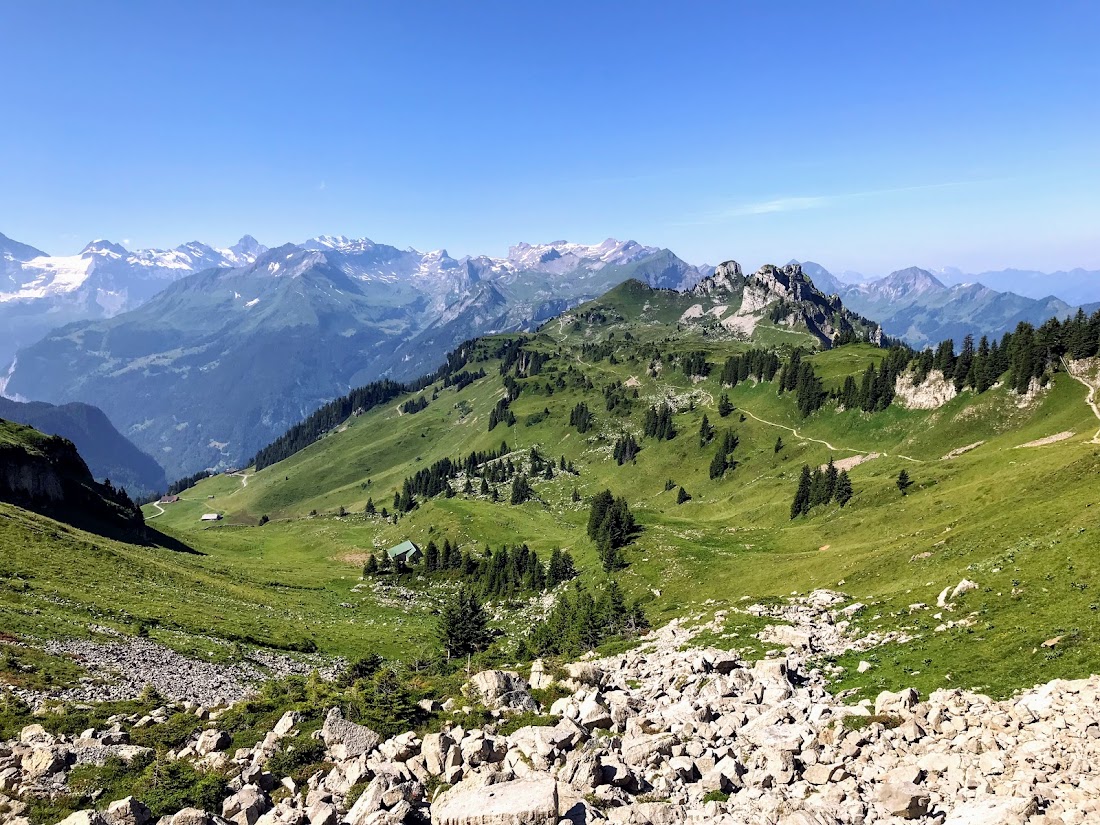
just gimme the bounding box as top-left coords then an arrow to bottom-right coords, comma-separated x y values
145,527 -> 206,556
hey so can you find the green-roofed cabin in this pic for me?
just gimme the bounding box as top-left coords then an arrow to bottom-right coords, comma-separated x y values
386,540 -> 422,565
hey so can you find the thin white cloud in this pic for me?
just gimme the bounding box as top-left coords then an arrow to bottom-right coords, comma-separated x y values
679,179 -> 994,226
317,180 -> 327,191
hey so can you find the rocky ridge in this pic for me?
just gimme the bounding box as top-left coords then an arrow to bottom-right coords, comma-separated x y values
3,590 -> 1096,825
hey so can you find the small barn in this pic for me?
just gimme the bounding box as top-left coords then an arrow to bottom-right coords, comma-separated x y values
386,540 -> 422,565
159,494 -> 180,504
200,513 -> 223,522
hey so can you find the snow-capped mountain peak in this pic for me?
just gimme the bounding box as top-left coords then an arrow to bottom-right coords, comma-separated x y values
302,235 -> 377,253
81,239 -> 129,258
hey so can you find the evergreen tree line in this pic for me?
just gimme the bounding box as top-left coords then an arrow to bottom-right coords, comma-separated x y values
525,581 -> 649,658
720,348 -> 782,387
587,490 -> 637,572
252,378 -> 409,470
367,538 -> 578,602
680,350 -> 710,377
165,469 -> 214,497
400,396 -> 429,415
443,368 -> 486,391
643,403 -> 676,440
790,458 -> 852,518
251,339 -> 487,470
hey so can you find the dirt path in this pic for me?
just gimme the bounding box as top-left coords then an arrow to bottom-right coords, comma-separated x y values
146,502 -> 165,519
1062,357 -> 1100,444
737,406 -> 925,463
230,472 -> 249,488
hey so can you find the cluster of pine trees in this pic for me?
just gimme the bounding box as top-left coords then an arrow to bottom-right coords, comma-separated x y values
776,349 -> 828,416
603,381 -> 635,414
570,402 -> 594,433
680,351 -> 710,377
613,433 -> 640,465
642,403 -> 676,440
709,430 -> 740,479
790,458 -> 852,518
525,581 -> 649,658
442,368 -> 486,391
720,348 -> 782,387
587,490 -> 637,572
383,441 -> 576,514
367,538 -> 578,601
400,396 -> 429,415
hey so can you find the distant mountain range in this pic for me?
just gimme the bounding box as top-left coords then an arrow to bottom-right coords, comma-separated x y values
2,225 -> 1096,480
0,232 -> 265,365
930,266 -> 1100,306
794,261 -> 1083,347
3,236 -> 709,478
0,397 -> 165,496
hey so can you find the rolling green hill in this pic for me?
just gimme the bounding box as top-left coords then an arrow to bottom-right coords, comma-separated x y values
4,277 -> 1100,704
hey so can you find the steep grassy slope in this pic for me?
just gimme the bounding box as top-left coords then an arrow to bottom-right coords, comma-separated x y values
127,313 -> 1100,699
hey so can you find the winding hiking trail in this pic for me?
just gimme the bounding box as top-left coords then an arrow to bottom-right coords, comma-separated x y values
1062,357 -> 1100,444
230,471 -> 250,487
736,406 -> 925,463
147,502 -> 165,518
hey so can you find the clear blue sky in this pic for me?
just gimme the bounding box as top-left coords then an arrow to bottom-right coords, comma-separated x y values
2,1 -> 1098,274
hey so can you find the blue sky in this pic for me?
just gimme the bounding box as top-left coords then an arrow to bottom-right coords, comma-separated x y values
1,1 -> 1098,274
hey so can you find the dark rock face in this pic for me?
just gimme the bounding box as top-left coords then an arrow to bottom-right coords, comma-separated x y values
0,420 -> 145,535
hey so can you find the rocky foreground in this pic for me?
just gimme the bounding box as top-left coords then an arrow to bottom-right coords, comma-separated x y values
2,590 -> 1098,825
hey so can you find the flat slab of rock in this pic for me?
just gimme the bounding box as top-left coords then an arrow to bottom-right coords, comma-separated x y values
944,795 -> 1039,825
431,776 -> 558,825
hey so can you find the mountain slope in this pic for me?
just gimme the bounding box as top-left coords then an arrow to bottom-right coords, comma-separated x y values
131,309 -> 1100,701
4,239 -> 710,477
934,265 -> 1100,305
0,397 -> 165,495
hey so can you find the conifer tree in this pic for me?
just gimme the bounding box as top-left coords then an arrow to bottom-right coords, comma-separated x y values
718,393 -> 733,417
835,470 -> 853,506
699,413 -> 714,447
896,469 -> 913,495
709,447 -> 728,480
437,586 -> 492,660
677,486 -> 691,504
480,477 -> 490,496
791,465 -> 812,519
424,541 -> 439,573
774,436 -> 784,453
364,554 -> 379,576
510,474 -> 533,505
365,497 -> 376,516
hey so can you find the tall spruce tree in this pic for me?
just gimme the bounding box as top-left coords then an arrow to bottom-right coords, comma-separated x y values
791,465 -> 812,519
835,470 -> 853,506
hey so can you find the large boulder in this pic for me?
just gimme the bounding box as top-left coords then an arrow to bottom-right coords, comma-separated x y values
875,782 -> 930,819
431,776 -> 558,825
55,813 -> 108,825
465,671 -> 536,711
194,729 -> 230,756
320,708 -> 381,759
105,796 -> 153,825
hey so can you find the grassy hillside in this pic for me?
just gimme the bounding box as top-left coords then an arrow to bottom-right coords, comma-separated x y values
5,309 -> 1100,702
